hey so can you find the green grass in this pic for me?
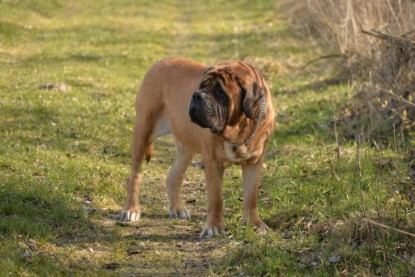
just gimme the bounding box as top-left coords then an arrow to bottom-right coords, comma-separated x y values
1,0 -> 414,275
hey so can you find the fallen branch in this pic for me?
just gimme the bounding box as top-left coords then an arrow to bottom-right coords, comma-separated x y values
361,28 -> 415,48
375,87 -> 415,108
363,217 -> 415,238
300,54 -> 346,71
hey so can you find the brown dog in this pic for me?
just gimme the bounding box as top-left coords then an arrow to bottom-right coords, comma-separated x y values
120,57 -> 275,238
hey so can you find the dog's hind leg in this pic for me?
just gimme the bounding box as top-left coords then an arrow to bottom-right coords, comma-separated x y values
120,97 -> 171,222
120,115 -> 152,222
167,140 -> 194,219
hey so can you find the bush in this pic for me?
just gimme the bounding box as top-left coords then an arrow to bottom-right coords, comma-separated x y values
284,0 -> 415,137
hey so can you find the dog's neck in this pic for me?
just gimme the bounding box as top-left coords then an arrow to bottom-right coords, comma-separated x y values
219,95 -> 266,148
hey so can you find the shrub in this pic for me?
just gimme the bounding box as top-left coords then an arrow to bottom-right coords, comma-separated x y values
284,0 -> 415,137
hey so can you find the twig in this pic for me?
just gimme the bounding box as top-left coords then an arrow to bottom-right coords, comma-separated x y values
357,128 -> 365,215
361,28 -> 414,46
300,54 -> 346,71
333,111 -> 341,175
375,87 -> 415,108
401,29 -> 415,37
328,159 -> 341,181
362,217 -> 415,238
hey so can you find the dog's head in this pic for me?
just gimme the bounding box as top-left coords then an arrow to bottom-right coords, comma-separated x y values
188,61 -> 265,133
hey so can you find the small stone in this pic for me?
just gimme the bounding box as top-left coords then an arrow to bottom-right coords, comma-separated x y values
317,122 -> 329,130
329,255 -> 341,263
82,208 -> 96,215
23,250 -> 31,259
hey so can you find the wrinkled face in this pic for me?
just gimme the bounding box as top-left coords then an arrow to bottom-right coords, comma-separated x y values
188,73 -> 229,133
188,62 -> 264,133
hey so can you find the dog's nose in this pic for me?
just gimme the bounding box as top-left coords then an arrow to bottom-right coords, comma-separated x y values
192,92 -> 202,102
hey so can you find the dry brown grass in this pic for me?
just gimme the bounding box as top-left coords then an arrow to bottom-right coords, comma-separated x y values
284,0 -> 415,136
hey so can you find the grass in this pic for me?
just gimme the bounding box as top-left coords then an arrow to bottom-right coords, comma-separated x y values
1,0 -> 414,276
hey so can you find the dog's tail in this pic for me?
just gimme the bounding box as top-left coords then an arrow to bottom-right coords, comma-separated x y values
145,143 -> 154,163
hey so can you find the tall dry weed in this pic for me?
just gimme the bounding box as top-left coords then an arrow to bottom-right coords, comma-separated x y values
306,0 -> 414,54
284,0 -> 415,136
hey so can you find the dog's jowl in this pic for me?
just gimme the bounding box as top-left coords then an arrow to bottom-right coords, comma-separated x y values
120,57 -> 275,238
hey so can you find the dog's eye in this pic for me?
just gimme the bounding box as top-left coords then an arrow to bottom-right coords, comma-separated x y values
214,82 -> 225,96
199,80 -> 209,89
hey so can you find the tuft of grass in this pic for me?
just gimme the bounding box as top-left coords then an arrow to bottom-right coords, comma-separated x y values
0,0 -> 414,275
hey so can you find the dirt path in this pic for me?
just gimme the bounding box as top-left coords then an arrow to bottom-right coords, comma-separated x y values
102,156 -> 231,275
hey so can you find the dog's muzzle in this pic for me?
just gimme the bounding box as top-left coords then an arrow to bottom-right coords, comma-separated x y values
189,92 -> 216,131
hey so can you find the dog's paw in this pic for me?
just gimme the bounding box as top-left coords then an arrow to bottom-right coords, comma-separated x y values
119,209 -> 141,222
200,224 -> 225,239
169,208 -> 190,220
253,220 -> 270,234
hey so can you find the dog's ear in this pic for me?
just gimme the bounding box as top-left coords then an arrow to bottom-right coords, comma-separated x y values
241,81 -> 264,119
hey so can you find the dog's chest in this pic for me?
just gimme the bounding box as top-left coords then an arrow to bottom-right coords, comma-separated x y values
222,142 -> 261,166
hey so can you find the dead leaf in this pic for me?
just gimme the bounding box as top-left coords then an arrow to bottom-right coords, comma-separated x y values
26,239 -> 38,251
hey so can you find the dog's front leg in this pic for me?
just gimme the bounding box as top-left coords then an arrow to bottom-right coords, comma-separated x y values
200,158 -> 225,239
242,159 -> 269,233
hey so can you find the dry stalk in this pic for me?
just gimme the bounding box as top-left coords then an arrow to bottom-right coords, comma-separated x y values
300,54 -> 345,71
363,217 -> 415,239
